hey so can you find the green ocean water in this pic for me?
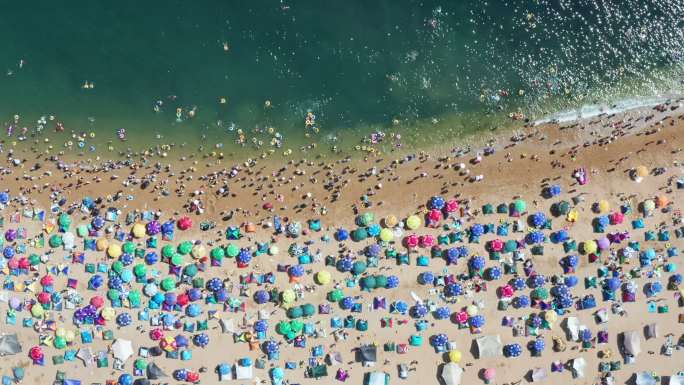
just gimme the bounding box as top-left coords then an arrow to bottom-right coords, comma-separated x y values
0,0 -> 682,155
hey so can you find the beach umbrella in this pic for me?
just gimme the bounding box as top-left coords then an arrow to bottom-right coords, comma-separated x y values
549,185 -> 561,197
302,303 -> 316,317
670,274 -> 682,286
530,212 -> 546,228
361,276 -> 377,290
445,248 -> 459,265
596,200 -> 610,214
411,303 -> 428,318
530,274 -> 546,288
118,374 -> 133,385
609,212 -> 624,225
386,275 -> 400,288
116,313 -> 132,326
420,234 -> 435,247
429,196 -> 446,210
177,216 -> 192,230
445,199 -> 459,213
288,265 -> 305,279
583,240 -> 597,254
512,199 -> 527,215
469,314 -> 485,328
131,223 -> 146,238
420,272 -> 435,285
92,216 -> 105,229
281,289 -> 296,304
580,329 -> 592,342
499,284 -> 514,298
564,275 -> 579,287
335,229 -> 349,241
146,220 -> 161,235
605,277 -> 622,292
328,289 -> 344,302
379,228 -> 394,242
404,234 -> 419,248
406,215 -> 421,230
486,266 -> 502,281
237,249 -> 252,265
470,224 -> 484,237
263,340 -> 279,355
643,199 -> 656,213
444,283 -> 463,297
448,350 -> 462,363
645,281 -> 663,297
434,307 -> 451,320
48,235 -> 62,249
254,320 -> 268,333
186,303 -> 201,317
552,229 -> 569,243
514,295 -> 530,308
504,343 -> 522,357
392,300 -> 408,314
431,333 -> 448,347
633,166 -> 649,182
483,368 -> 496,383
428,209 -> 442,224
504,239 -> 518,253
532,287 -> 549,300
276,321 -> 291,335
469,255 -> 486,271
563,255 -> 579,269
597,237 -> 610,250
531,338 -> 545,354
352,261 -> 367,275
526,231 -> 544,244
489,239 -> 504,252
340,297 -> 354,310
287,306 -> 303,319
193,333 -> 209,347
206,278 -> 223,292
315,270 -> 331,285
286,222 -> 301,237
4,229 -> 16,242
556,295 -> 574,309
160,277 -> 176,292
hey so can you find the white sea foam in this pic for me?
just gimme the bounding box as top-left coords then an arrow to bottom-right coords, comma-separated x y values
533,96 -> 672,125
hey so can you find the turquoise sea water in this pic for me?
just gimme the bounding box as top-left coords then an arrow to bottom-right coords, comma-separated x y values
0,0 -> 682,153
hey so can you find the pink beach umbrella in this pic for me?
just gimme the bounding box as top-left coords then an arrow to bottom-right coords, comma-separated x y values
455,311 -> 469,324
609,211 -> 624,225
177,216 -> 193,230
404,234 -> 419,248
499,284 -> 514,298
483,368 -> 496,383
420,234 -> 435,248
444,199 -> 459,213
489,239 -> 504,252
428,209 -> 442,224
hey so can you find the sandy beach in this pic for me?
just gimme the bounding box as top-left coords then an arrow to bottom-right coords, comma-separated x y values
0,102 -> 683,385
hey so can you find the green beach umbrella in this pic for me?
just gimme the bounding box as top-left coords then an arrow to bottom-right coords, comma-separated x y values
352,228 -> 368,242
107,289 -> 120,301
111,261 -> 124,274
128,290 -> 141,306
29,254 -> 40,266
133,264 -> 147,277
162,245 -> 175,258
290,319 -> 304,333
375,275 -> 388,288
362,276 -> 377,290
49,234 -> 63,248
328,289 -> 344,302
226,244 -> 239,258
134,359 -> 147,370
54,336 -> 67,349
277,321 -> 291,335
504,239 -> 518,253
122,241 -> 136,254
161,277 -> 176,291
170,254 -> 184,266
513,199 -> 527,214
77,225 -> 88,237
301,303 -> 316,317
352,261 -> 367,275
210,247 -> 225,260
58,213 -> 71,229
532,287 -> 549,300
360,212 -> 374,226
287,306 -> 303,319
183,264 -> 198,277
178,241 -> 193,255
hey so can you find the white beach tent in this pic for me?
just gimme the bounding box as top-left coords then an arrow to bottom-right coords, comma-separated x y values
235,363 -> 253,380
441,363 -> 464,385
635,371 -> 657,385
475,335 -> 502,358
564,317 -> 580,341
571,357 -> 587,378
531,367 -> 547,382
669,374 -> 684,385
111,339 -> 133,363
220,318 -> 236,334
365,371 -> 390,385
622,330 -> 641,361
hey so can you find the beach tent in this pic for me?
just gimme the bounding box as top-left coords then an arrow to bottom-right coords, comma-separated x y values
146,362 -> 167,380
441,363 -> 463,385
235,362 -> 254,380
645,323 -> 659,339
365,371 -> 390,385
220,318 -> 236,334
669,374 -> 684,385
564,317 -> 580,341
622,330 -> 641,361
0,333 -> 22,355
111,339 -> 133,362
531,367 -> 547,382
76,347 -> 94,366
475,335 -> 502,358
358,345 -> 377,367
635,372 -> 657,385
571,357 -> 587,378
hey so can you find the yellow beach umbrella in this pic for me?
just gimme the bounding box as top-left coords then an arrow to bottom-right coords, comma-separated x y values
31,304 -> 45,318
131,223 -> 146,238
379,228 -> 394,242
96,238 -> 109,251
405,215 -> 421,230
466,304 -> 479,316
316,271 -> 331,285
566,209 -> 578,223
384,215 -> 398,228
101,307 -> 115,321
597,200 -> 610,213
583,240 -> 597,254
191,245 -> 207,259
281,289 -> 296,304
107,243 -> 122,258
448,350 -> 462,363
